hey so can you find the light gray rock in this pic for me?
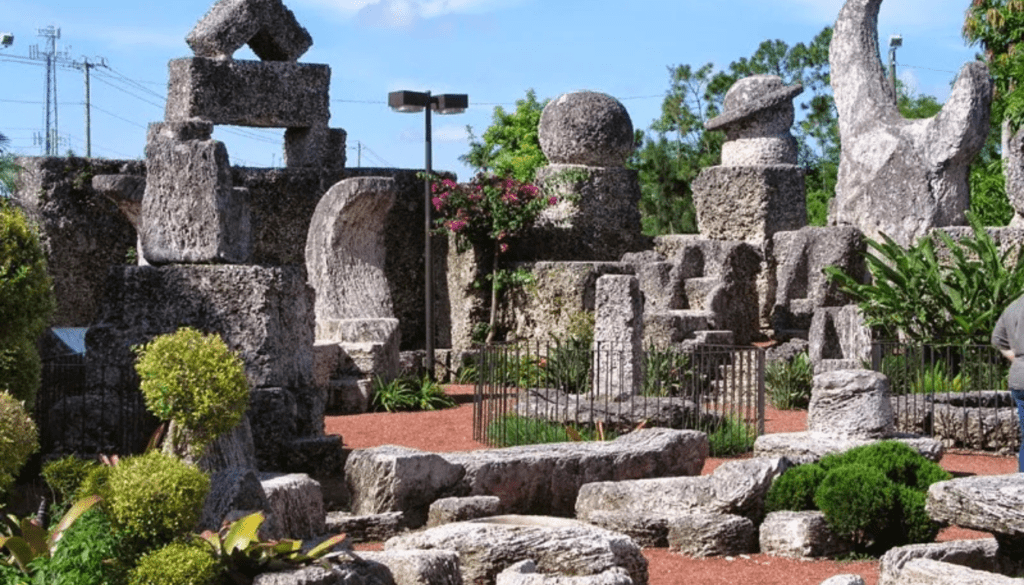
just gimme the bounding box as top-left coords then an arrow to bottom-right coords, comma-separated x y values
879,539 -> 1022,585
581,511 -> 675,548
575,457 -> 790,524
199,466 -> 284,539
345,445 -> 465,527
385,516 -> 648,585
820,576 -> 866,585
428,496 -> 502,527
759,511 -> 853,559
325,511 -> 407,543
666,512 -> 757,558
186,0 -> 313,62
828,0 -> 992,247
808,306 -> 872,368
514,388 -> 721,433
140,121 -> 251,264
926,475 -> 1024,545
753,431 -> 943,465
893,558 -> 1024,585
706,75 -> 803,166
165,57 -> 330,128
260,473 -> 325,539
496,560 -> 633,585
593,275 -> 643,399
808,370 -> 894,438
444,428 -> 708,517
692,166 -> 806,245
356,550 -> 462,585
770,227 -> 866,334
92,173 -> 145,229
538,92 -> 634,167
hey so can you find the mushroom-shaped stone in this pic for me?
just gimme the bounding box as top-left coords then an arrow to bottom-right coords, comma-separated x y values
538,91 -> 634,167
706,74 -> 803,166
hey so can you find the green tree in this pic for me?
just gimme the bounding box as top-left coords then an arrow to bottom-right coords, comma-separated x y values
0,132 -> 20,196
462,89 -> 548,183
0,200 -> 55,408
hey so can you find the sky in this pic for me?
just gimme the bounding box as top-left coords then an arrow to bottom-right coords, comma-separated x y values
0,0 -> 983,179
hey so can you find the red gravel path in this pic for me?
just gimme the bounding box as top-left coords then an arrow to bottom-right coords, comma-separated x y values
325,385 -> 1018,585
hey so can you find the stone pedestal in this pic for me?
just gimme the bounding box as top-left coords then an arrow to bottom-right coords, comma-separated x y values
593,275 -> 643,399
692,165 -> 806,244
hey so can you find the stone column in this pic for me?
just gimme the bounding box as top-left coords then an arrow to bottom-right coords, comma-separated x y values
593,275 -> 643,400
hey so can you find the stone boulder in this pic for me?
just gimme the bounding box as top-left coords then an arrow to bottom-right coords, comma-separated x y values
759,511 -> 853,559
575,457 -> 790,525
807,370 -> 893,438
428,496 -> 502,527
666,512 -> 757,558
828,0 -> 992,246
259,473 -> 325,539
821,576 -> 866,585
808,306 -> 872,370
345,445 -> 465,527
878,539 -> 1022,585
325,511 -> 407,543
443,428 -> 708,517
538,92 -> 634,167
891,558 -> 1023,585
753,432 -> 943,465
385,516 -> 648,585
186,0 -> 313,62
357,550 -> 462,585
926,474 -> 1024,556
496,560 -> 633,585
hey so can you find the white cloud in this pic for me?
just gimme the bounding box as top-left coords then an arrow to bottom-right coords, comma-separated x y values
768,0 -> 967,30
435,124 -> 469,143
355,0 -> 422,29
297,0 -> 526,26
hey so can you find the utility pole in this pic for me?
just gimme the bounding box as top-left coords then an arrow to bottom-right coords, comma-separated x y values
888,34 -> 903,105
28,26 -> 72,156
357,141 -> 362,167
76,57 -> 107,158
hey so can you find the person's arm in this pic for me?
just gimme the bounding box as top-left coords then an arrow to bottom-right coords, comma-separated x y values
1002,348 -> 1016,362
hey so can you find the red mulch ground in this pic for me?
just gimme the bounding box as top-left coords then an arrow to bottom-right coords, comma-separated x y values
325,385 -> 1018,585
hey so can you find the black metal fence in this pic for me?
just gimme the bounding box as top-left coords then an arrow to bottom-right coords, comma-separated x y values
869,341 -> 1020,453
35,356 -> 155,458
473,342 -> 766,456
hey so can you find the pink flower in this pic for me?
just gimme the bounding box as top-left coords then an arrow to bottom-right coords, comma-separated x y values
548,196 -> 558,206
432,197 -> 443,211
442,179 -> 458,190
447,219 -> 467,232
499,242 -> 509,253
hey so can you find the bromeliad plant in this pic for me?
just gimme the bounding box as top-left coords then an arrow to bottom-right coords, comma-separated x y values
429,172 -> 555,344
0,495 -> 101,576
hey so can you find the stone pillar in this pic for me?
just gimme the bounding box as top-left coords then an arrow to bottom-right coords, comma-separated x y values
593,275 -> 643,400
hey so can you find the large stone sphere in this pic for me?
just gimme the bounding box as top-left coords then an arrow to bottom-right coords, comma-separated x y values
538,91 -> 634,167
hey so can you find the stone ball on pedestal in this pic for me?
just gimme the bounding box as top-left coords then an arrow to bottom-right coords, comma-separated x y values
538,91 -> 634,167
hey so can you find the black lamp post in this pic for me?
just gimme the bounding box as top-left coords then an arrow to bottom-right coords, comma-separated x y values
388,90 -> 468,379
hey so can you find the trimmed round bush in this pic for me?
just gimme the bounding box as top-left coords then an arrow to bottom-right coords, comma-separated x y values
892,485 -> 942,546
818,440 -> 951,491
133,327 -> 249,456
0,201 -> 55,408
765,463 -> 826,513
814,463 -> 896,549
42,455 -> 99,505
107,451 -> 210,549
75,464 -> 114,502
128,541 -> 222,585
0,391 -> 38,501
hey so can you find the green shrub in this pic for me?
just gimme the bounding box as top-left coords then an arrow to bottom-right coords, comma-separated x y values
703,416 -> 756,457
545,313 -> 594,394
42,455 -> 99,505
371,375 -> 457,412
891,485 -> 942,546
814,464 -> 897,551
128,541 -> 222,585
47,508 -> 128,585
485,414 -> 606,447
765,352 -> 813,409
765,463 -> 826,513
106,452 -> 210,551
76,464 -> 114,502
642,344 -> 697,397
0,201 -> 55,408
0,391 -> 38,502
907,361 -> 969,395
818,441 -> 951,491
133,327 -> 249,457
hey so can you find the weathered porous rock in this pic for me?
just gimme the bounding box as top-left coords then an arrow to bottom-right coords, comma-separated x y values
770,226 -> 866,334
496,560 -> 633,585
808,370 -> 893,438
753,432 -> 943,465
186,0 -> 313,62
927,474 -> 1024,554
356,550 -> 462,585
91,173 -> 145,229
538,92 -> 634,167
345,445 -> 465,527
11,157 -> 139,326
879,539 -> 1022,585
514,388 -> 721,433
894,392 -> 1022,454
443,428 -> 708,517
575,457 -> 790,525
592,275 -> 643,399
251,562 -> 393,585
285,435 -> 344,476
199,466 -> 274,534
141,121 -> 251,264
385,516 -> 648,585
828,0 -> 992,246
192,416 -> 260,473
580,511 -> 675,548
808,306 -> 872,369
325,511 -> 407,543
306,177 -> 397,323
165,58 -> 330,127
821,576 -> 866,585
666,512 -> 757,558
259,473 -> 325,539
892,558 -> 1023,585
427,496 -> 502,527
249,387 -> 299,469
705,75 -> 803,166
692,165 -> 806,245
759,511 -> 853,559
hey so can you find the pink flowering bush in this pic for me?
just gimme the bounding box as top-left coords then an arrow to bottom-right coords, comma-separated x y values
428,172 -> 555,342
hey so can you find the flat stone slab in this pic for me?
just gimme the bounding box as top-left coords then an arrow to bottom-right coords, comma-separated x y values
879,539 -> 1021,585
753,431 -> 943,465
667,512 -> 756,558
893,558 -> 1024,585
357,550 -> 462,585
442,428 -> 708,517
251,549 -> 460,585
496,559 -> 633,585
325,511 -> 407,543
428,496 -> 502,527
927,475 -> 1024,538
576,457 -> 790,525
759,510 -> 853,559
385,515 -> 648,585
